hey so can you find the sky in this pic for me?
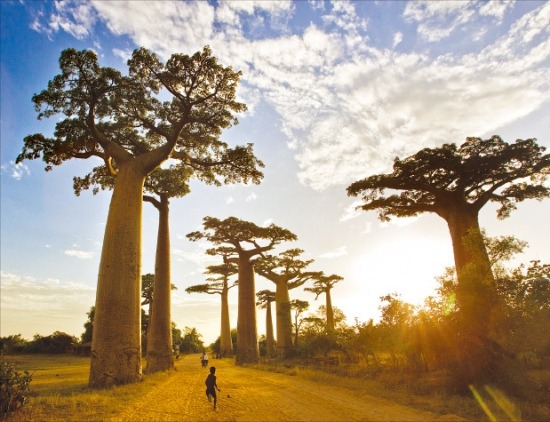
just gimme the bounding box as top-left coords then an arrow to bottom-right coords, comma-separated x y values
1,0 -> 549,345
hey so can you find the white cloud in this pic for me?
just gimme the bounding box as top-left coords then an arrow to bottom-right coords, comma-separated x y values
339,200 -> 363,222
0,271 -> 95,313
392,31 -> 403,48
479,0 -> 515,22
379,216 -> 420,229
91,0 -> 217,59
318,246 -> 347,259
36,1 -> 550,194
48,0 -> 96,39
403,1 -> 475,42
112,48 -> 132,62
0,161 -> 30,180
64,249 -> 94,259
246,193 -> 258,202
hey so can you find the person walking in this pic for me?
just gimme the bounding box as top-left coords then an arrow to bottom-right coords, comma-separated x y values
201,351 -> 209,368
205,366 -> 221,410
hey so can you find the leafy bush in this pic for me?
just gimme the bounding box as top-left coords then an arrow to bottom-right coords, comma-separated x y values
0,359 -> 32,419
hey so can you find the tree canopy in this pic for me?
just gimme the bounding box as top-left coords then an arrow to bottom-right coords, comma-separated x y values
347,136 -> 549,221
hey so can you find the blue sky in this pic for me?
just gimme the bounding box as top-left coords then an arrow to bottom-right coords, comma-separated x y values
1,0 -> 549,344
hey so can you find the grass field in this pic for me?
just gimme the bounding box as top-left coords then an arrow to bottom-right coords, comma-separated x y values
3,354 -> 174,421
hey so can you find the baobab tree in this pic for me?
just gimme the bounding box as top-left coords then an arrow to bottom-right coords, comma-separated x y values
140,272 -> 177,363
186,262 -> 238,357
187,217 -> 297,364
255,249 -> 318,357
256,290 -> 276,358
347,135 -> 549,384
143,166 -> 190,373
305,273 -> 343,333
17,46 -> 263,387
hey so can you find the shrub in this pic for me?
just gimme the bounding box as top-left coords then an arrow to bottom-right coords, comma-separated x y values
0,359 -> 33,419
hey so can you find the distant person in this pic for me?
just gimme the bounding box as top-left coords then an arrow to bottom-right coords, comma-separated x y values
205,366 -> 221,410
201,351 -> 209,368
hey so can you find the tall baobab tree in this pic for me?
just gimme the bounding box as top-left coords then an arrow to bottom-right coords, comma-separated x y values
17,46 -> 263,387
347,135 -> 549,384
187,217 -> 297,364
186,262 -> 238,357
305,273 -> 343,333
142,166 -> 190,373
256,290 -> 276,358
140,272 -> 177,363
255,249 -> 318,357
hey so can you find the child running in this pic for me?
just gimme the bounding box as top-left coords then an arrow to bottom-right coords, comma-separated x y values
205,366 -> 221,410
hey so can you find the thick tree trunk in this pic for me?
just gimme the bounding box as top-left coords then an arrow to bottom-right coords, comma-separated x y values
265,302 -> 275,357
220,287 -> 233,357
89,165 -> 145,388
275,282 -> 293,357
444,206 -> 502,385
146,197 -> 174,373
446,208 -> 498,335
236,258 -> 259,364
326,289 -> 335,333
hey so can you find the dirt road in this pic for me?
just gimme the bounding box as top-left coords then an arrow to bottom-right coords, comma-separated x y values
110,355 -> 464,421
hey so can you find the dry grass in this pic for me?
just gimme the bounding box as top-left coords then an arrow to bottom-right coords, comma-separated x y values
4,354 -> 550,421
3,354 -> 173,422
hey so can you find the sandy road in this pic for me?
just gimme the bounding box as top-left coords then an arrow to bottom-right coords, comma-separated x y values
110,355 -> 464,421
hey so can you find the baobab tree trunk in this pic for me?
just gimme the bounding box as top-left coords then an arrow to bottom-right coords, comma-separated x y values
220,287 -> 233,357
275,283 -> 293,357
325,288 -> 335,333
444,206 -> 502,385
89,165 -> 145,388
146,197 -> 174,373
236,258 -> 259,364
265,301 -> 275,358
446,208 -> 499,335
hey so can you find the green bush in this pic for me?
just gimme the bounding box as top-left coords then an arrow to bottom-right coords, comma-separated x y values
0,359 -> 32,419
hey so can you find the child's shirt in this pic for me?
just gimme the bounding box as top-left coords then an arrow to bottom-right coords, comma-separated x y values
205,373 -> 217,390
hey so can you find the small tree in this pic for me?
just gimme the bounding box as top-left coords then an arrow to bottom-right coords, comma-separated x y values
0,359 -> 32,419
256,290 -> 276,358
347,135 -> 549,385
289,299 -> 309,349
186,262 -> 238,357
179,327 -> 204,354
188,217 -> 296,364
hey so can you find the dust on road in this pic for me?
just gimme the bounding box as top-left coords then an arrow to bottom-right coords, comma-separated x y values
110,355 -> 464,421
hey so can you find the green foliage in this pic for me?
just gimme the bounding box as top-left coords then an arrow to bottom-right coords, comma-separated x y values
81,307 -> 95,344
23,332 -> 77,354
210,329 -> 237,355
179,327 -> 204,354
0,335 -> 28,354
347,136 -> 549,221
0,359 -> 32,419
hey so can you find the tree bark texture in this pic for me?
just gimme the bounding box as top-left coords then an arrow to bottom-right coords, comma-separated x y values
146,198 -> 174,373
275,283 -> 293,357
444,206 -> 503,385
89,164 -> 145,388
236,258 -> 259,364
220,287 -> 233,357
265,302 -> 275,357
445,207 -> 499,335
326,288 -> 335,333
